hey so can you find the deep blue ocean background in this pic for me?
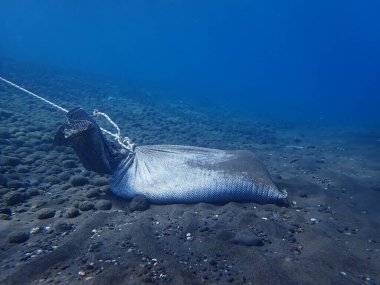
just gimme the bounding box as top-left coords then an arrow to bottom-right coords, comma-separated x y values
1,0 -> 379,126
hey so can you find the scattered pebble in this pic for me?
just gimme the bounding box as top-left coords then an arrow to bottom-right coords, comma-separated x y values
0,208 -> 12,221
44,176 -> 61,184
70,175 -> 89,186
15,165 -> 29,173
287,237 -> 297,243
92,177 -> 108,186
0,156 -> 22,166
129,195 -> 150,212
65,207 -> 80,218
0,110 -> 12,119
0,213 -> 11,220
57,172 -> 70,181
0,174 -> 8,186
54,222 -> 73,233
78,201 -> 94,211
0,207 -> 12,216
0,129 -> 11,139
291,246 -> 303,255
62,160 -> 77,168
30,227 -> 43,234
27,188 -> 40,196
232,230 -> 264,246
7,180 -> 25,189
78,269 -> 86,276
31,200 -> 47,210
86,189 -> 100,198
95,199 -> 112,210
36,208 -> 56,219
8,231 -> 30,243
42,226 -> 53,234
3,191 -> 25,205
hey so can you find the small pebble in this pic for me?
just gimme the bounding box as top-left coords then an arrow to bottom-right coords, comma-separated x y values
0,174 -> 8,186
209,259 -> 217,266
9,231 -> 30,243
58,172 -> 70,181
78,201 -> 94,211
78,270 -> 86,276
44,176 -> 61,184
36,208 -> 56,219
70,175 -> 89,186
42,226 -> 53,234
66,207 -> 80,218
15,165 -> 29,173
129,195 -> 150,212
7,180 -> 25,189
92,177 -> 108,186
62,160 -> 77,168
0,129 -> 11,139
86,189 -> 100,198
3,191 -> 25,205
0,213 -> 11,220
232,229 -> 264,246
54,222 -> 73,233
0,207 -> 12,216
31,227 -> 43,234
1,156 -> 22,166
95,199 -> 112,210
186,233 -> 193,240
27,188 -> 40,196
31,200 -> 47,210
288,237 -> 297,243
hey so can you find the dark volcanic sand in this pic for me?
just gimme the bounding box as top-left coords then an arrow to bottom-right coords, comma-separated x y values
0,63 -> 380,285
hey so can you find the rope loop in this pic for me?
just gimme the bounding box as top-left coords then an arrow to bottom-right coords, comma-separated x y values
93,109 -> 135,152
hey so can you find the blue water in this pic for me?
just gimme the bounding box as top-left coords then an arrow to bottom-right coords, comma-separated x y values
1,0 -> 379,125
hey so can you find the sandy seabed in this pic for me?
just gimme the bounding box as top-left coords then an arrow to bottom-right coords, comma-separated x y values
0,63 -> 379,285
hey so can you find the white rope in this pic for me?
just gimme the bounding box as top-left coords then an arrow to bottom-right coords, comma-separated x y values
94,109 -> 135,152
0,75 -> 134,151
0,76 -> 69,113
94,109 -> 121,138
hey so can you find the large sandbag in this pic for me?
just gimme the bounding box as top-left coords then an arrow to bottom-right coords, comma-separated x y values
54,107 -> 287,204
